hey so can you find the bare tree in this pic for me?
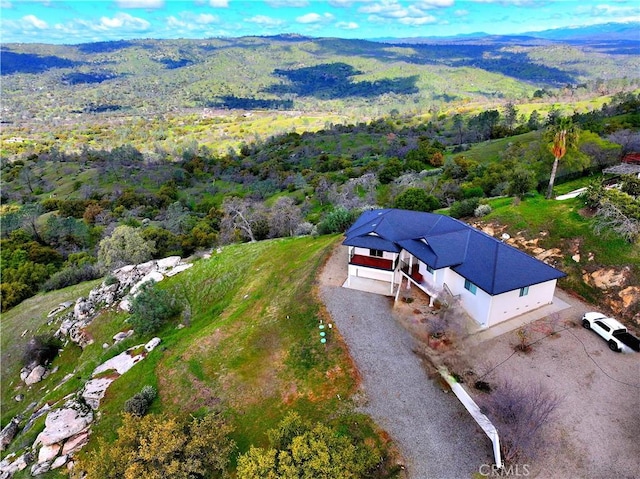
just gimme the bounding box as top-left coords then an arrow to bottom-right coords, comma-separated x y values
220,197 -> 270,243
269,197 -> 301,238
481,380 -> 562,464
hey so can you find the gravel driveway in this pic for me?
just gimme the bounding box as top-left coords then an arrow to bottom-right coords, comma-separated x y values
319,242 -> 640,479
319,246 -> 491,479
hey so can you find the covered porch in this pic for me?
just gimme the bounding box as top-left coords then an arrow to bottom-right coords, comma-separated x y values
397,258 -> 441,306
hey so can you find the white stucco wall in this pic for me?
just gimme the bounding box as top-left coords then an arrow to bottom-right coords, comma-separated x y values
486,279 -> 557,327
442,269 -> 558,327
348,264 -> 395,283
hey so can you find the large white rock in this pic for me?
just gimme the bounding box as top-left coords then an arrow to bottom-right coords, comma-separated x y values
61,430 -> 89,455
82,377 -> 117,410
31,461 -> 51,476
35,402 -> 93,447
24,365 -> 47,386
50,455 -> 68,470
38,443 -> 61,463
92,347 -> 145,376
165,263 -> 193,277
145,337 -> 161,352
130,271 -> 165,296
155,256 -> 182,269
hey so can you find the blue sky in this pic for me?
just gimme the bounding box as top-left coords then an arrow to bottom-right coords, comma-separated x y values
1,0 -> 639,44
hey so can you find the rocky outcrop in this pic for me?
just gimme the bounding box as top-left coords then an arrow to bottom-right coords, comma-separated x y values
0,452 -> 33,477
22,399 -> 94,475
34,400 -> 93,447
475,220 -> 639,326
55,256 -> 192,347
0,417 -> 21,452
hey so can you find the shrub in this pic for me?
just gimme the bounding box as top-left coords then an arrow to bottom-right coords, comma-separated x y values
474,204 -> 492,218
317,207 -> 358,234
42,264 -> 102,292
480,381 -> 561,464
449,198 -> 480,218
22,334 -> 62,367
462,186 -> 484,199
123,394 -> 150,417
237,413 -> 382,479
394,188 -> 440,212
71,412 -> 235,479
129,281 -> 181,335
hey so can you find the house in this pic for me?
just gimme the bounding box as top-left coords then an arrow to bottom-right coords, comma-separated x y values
343,209 -> 566,328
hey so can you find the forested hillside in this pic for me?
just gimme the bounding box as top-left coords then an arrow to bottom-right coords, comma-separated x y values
1,34 -> 639,314
2,35 -> 639,123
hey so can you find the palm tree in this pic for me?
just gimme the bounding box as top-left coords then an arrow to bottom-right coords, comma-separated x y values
545,116 -> 579,199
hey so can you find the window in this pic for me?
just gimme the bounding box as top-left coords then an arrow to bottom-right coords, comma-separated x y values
519,286 -> 529,297
426,265 -> 434,274
595,321 -> 610,332
369,249 -> 384,258
464,279 -> 477,295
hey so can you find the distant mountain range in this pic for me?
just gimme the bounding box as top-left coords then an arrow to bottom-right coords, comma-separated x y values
377,21 -> 640,47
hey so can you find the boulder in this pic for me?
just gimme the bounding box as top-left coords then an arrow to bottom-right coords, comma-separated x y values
35,400 -> 93,447
113,330 -> 134,343
0,416 -> 21,451
155,256 -> 182,269
130,271 -> 165,296
24,365 -> 47,386
589,267 -> 629,290
145,337 -> 161,352
0,453 -> 31,476
38,443 -> 61,463
166,263 -> 192,277
82,377 -> 117,410
61,430 -> 89,455
50,455 -> 68,470
31,461 -> 51,476
92,346 -> 145,376
619,286 -> 640,310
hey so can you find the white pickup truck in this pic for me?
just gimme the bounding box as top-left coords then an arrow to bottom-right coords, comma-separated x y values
582,312 -> 640,352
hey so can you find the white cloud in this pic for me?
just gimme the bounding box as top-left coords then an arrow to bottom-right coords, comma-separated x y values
115,0 -> 164,8
167,12 -> 219,28
97,13 -> 150,30
416,0 -> 454,8
1,1 -> 13,8
399,15 -> 436,25
359,0 -> 404,15
245,15 -> 286,26
454,9 -> 469,16
22,14 -> 48,29
296,12 -> 334,23
266,0 -> 309,7
209,0 -> 228,6
336,20 -> 359,29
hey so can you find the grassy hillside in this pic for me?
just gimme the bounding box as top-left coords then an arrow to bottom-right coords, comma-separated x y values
1,235 -> 398,477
